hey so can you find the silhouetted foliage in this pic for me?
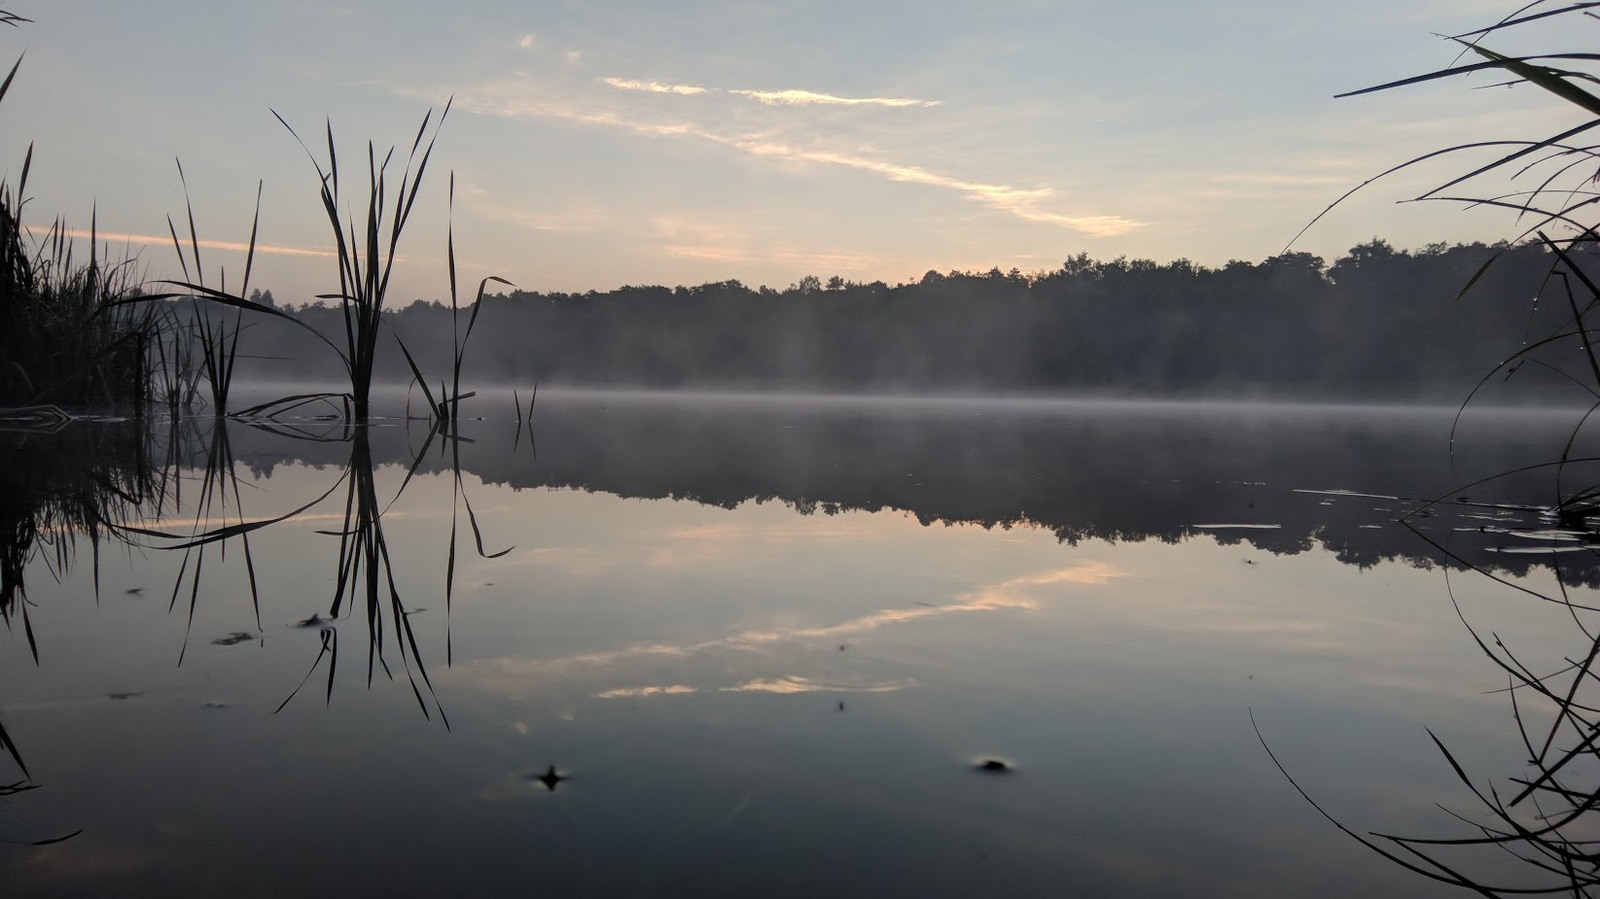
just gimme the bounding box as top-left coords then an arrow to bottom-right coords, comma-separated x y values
228,239 -> 1582,400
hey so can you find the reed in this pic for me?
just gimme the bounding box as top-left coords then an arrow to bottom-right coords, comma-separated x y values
0,25 -> 161,414
272,105 -> 451,422
1267,4 -> 1600,893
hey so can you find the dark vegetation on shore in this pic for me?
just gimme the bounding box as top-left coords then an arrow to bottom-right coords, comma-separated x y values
0,11 -> 157,411
220,238 -> 1580,400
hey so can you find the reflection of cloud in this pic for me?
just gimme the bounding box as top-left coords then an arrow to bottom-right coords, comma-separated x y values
457,563 -> 1113,681
1001,564 -> 1126,588
729,88 -> 938,108
595,684 -> 697,699
518,33 -> 534,49
450,562 -> 1120,694
602,77 -> 707,95
18,844 -> 153,891
593,676 -> 916,698
646,516 -> 881,569
518,546 -> 614,575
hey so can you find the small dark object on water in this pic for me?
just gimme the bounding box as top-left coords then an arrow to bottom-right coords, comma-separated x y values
838,643 -> 847,651
837,700 -> 845,712
976,759 -> 1011,773
211,632 -> 255,646
108,692 -> 142,700
125,587 -> 144,596
534,764 -> 566,792
293,614 -> 329,628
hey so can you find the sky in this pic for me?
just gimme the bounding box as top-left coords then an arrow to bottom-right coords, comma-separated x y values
0,0 -> 1587,304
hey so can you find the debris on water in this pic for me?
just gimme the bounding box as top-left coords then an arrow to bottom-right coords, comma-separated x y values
124,587 -> 144,596
532,764 -> 566,792
838,643 -> 847,651
975,759 -> 1012,774
211,632 -> 255,646
292,614 -> 330,628
201,701 -> 230,709
837,700 -> 846,712
108,692 -> 142,700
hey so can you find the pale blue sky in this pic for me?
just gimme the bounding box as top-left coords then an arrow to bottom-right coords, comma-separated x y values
0,1 -> 1581,303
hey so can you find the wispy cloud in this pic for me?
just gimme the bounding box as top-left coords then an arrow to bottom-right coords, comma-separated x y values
651,215 -> 880,271
59,228 -> 336,258
440,86 -> 1140,238
602,77 -> 707,95
729,88 -> 939,108
600,78 -> 936,108
725,140 -> 1140,237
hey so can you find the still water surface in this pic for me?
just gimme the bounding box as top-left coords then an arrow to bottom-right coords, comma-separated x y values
1,393 -> 1594,896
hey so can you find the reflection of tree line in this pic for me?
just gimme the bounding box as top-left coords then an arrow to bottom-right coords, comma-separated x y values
225,398 -> 1600,584
224,240 -> 1588,399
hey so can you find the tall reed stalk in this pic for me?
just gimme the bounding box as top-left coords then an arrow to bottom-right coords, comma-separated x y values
0,20 -> 160,413
274,105 -> 451,422
1269,4 -> 1600,894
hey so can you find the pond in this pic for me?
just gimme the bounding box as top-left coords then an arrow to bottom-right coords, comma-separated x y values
1,392 -> 1595,897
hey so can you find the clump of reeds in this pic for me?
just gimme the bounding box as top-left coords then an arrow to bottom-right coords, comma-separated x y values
0,23 -> 164,414
272,105 -> 450,422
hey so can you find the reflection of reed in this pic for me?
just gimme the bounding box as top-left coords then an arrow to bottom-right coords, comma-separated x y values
315,424 -> 449,722
268,419 -> 507,722
0,419 -> 165,662
1264,6 -> 1600,890
0,418 -> 160,843
1257,506 -> 1600,894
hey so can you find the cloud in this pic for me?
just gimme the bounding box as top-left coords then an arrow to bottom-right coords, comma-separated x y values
433,83 -> 1143,237
518,33 -> 534,49
721,675 -> 917,695
59,228 -> 336,258
650,215 -> 880,271
729,88 -> 939,108
723,139 -> 1141,237
602,77 -> 708,95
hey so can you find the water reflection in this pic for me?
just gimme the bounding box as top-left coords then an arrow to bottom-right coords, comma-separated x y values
2,394 -> 1595,895
1264,460 -> 1600,895
216,393 -> 1600,581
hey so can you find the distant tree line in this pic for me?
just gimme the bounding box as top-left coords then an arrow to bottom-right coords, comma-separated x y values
229,239 -> 1591,399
